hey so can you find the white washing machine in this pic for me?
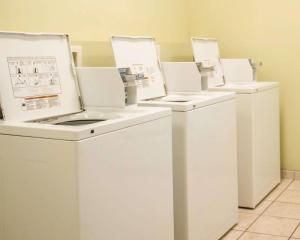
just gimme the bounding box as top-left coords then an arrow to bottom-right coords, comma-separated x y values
111,36 -> 238,240
191,38 -> 280,208
0,32 -> 174,240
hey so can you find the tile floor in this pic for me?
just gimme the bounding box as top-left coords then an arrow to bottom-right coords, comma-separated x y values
222,178 -> 300,240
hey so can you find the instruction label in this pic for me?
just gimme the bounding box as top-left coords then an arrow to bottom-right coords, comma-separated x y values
7,57 -> 62,98
130,64 -> 158,89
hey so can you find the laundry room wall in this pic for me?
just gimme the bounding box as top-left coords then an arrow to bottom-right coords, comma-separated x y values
188,0 -> 300,171
0,0 -> 192,66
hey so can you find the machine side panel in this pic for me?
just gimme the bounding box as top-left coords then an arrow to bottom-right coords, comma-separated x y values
0,148 -> 3,240
252,88 -> 280,205
0,136 -> 79,240
172,111 -> 189,240
236,94 -> 255,207
77,116 -> 174,240
185,100 -> 238,240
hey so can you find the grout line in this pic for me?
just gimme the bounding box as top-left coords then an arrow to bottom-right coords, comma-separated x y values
258,179 -> 294,217
289,222 -> 300,239
283,189 -> 300,192
263,213 -> 300,221
236,231 -> 245,239
271,179 -> 295,202
236,179 -> 294,239
275,201 -> 300,207
244,230 -> 292,238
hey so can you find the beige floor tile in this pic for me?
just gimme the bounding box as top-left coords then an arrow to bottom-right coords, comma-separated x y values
277,190 -> 300,204
221,230 -> 243,240
278,179 -> 293,188
291,225 -> 300,238
239,200 -> 272,215
287,181 -> 300,191
264,202 -> 300,219
248,215 -> 299,237
265,180 -> 292,202
265,187 -> 286,201
240,232 -> 288,240
234,212 -> 259,231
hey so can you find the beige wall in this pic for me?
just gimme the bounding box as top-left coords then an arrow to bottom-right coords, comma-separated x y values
188,0 -> 300,170
0,0 -> 192,65
0,0 -> 298,170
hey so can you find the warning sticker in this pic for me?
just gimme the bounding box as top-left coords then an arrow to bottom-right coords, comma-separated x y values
7,57 -> 62,98
22,95 -> 61,111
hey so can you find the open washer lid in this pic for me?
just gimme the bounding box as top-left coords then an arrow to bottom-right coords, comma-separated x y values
76,67 -> 126,108
221,58 -> 254,83
0,32 -> 82,121
111,36 -> 166,101
191,38 -> 225,87
161,62 -> 202,92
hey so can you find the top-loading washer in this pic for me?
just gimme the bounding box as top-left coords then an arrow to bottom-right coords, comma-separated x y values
111,36 -> 238,240
191,37 -> 280,208
0,32 -> 174,240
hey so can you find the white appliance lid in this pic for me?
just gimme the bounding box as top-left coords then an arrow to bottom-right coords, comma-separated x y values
214,82 -> 279,93
191,37 -> 224,87
161,62 -> 202,92
0,32 -> 82,121
111,36 -> 166,100
76,67 -> 125,108
221,59 -> 254,83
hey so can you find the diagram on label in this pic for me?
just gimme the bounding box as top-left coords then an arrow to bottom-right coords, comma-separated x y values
7,57 -> 62,98
130,64 -> 160,89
